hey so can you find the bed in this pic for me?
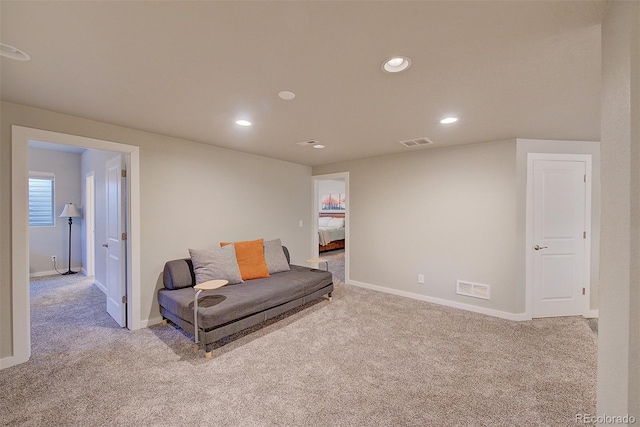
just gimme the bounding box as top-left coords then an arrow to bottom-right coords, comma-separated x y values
318,213 -> 345,252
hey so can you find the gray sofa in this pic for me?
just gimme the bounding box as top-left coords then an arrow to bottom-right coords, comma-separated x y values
158,246 -> 333,358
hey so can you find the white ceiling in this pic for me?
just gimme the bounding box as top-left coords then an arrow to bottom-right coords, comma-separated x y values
1,1 -> 606,166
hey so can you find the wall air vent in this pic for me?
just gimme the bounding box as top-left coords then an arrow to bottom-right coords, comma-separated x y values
456,280 -> 490,300
297,139 -> 320,147
399,137 -> 434,148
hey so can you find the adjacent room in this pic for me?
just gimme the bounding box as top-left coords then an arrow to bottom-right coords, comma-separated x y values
1,1 -> 638,425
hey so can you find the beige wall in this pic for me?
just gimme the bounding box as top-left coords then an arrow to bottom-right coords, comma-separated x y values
314,140 -> 520,314
598,0 -> 640,418
1,102 -> 313,361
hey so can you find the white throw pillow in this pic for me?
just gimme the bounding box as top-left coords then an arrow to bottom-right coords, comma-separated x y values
328,217 -> 345,227
318,217 -> 331,227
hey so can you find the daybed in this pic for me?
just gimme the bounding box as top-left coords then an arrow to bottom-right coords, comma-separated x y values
158,239 -> 333,358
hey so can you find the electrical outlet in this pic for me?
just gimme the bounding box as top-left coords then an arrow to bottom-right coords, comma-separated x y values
51,255 -> 56,263
418,274 -> 424,284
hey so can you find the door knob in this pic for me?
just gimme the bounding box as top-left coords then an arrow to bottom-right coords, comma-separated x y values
102,243 -> 109,248
533,245 -> 548,251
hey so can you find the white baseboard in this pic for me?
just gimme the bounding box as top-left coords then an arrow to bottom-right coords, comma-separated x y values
347,279 -> 531,321
585,309 -> 599,318
29,268 -> 83,278
0,356 -> 15,369
141,316 -> 164,328
94,280 -> 106,294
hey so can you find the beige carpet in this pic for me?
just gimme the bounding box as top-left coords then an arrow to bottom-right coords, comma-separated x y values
0,273 -> 597,426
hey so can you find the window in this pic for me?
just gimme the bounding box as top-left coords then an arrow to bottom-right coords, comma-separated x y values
29,172 -> 55,227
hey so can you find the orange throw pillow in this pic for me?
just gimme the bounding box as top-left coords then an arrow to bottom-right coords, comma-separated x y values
221,239 -> 270,280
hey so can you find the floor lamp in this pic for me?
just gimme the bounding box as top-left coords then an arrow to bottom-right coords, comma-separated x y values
60,203 -> 81,275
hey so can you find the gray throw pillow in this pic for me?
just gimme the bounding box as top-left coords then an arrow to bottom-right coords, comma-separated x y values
264,239 -> 291,274
189,245 -> 243,285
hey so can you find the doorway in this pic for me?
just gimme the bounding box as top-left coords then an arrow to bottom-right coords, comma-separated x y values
313,172 -> 349,283
526,153 -> 592,318
11,126 -> 141,367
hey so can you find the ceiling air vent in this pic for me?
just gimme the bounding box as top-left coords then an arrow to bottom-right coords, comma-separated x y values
399,137 -> 434,148
297,139 -> 320,147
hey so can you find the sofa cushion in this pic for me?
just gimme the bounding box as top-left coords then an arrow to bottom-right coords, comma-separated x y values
264,239 -> 291,274
189,245 -> 243,285
157,265 -> 332,331
222,239 -> 270,280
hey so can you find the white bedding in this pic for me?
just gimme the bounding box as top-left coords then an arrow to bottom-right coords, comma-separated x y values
318,226 -> 345,246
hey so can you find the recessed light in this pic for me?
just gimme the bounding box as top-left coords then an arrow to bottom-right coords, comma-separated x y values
382,56 -> 411,73
235,119 -> 252,127
278,91 -> 296,100
440,117 -> 458,124
0,43 -> 30,61
313,144 -> 325,149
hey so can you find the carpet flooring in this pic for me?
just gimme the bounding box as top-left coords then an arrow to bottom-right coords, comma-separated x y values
0,273 -> 597,426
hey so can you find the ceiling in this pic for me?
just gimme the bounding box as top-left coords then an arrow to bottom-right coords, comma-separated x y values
1,1 -> 607,166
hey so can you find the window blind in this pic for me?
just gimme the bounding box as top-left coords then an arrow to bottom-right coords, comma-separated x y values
29,172 -> 55,227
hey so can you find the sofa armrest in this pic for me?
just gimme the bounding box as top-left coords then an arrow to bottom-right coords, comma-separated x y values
163,258 -> 195,290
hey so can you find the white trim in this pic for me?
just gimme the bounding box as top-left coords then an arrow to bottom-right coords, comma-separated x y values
10,125 -> 142,368
347,280 -> 531,321
526,153 -> 593,319
84,171 -> 95,277
94,279 -> 106,295
140,316 -> 164,328
0,356 -> 15,369
29,269 -> 81,278
312,172 -> 350,283
585,309 -> 599,319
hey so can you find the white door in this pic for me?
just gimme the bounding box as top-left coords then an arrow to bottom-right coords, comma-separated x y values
106,155 -> 126,327
532,159 -> 587,318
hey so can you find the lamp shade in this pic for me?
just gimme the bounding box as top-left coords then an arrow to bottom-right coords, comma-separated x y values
60,203 -> 80,218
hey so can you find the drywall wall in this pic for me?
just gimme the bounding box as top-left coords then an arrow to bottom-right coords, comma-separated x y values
597,0 -> 640,418
0,101 -> 313,361
28,148 -> 82,275
318,179 -> 345,195
314,140 -> 519,314
80,148 -> 121,290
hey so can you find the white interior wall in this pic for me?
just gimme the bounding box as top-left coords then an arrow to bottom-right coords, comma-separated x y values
28,148 -> 82,275
597,0 -> 640,417
314,140 -> 519,314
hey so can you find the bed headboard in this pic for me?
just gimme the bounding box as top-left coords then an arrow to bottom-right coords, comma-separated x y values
319,212 -> 345,218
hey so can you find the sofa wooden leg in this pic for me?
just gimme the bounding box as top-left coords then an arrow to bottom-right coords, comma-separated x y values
327,292 -> 333,302
161,319 -> 168,326
205,351 -> 212,359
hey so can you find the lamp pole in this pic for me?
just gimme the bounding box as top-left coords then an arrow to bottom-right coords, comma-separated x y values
59,203 -> 80,275
62,215 -> 76,275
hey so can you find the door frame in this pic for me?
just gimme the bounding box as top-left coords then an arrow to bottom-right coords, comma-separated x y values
84,171 -> 95,278
525,153 -> 592,318
11,125 -> 141,367
312,172 -> 349,283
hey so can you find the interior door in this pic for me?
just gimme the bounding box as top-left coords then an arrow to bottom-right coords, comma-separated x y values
105,155 -> 126,327
532,159 -> 586,318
